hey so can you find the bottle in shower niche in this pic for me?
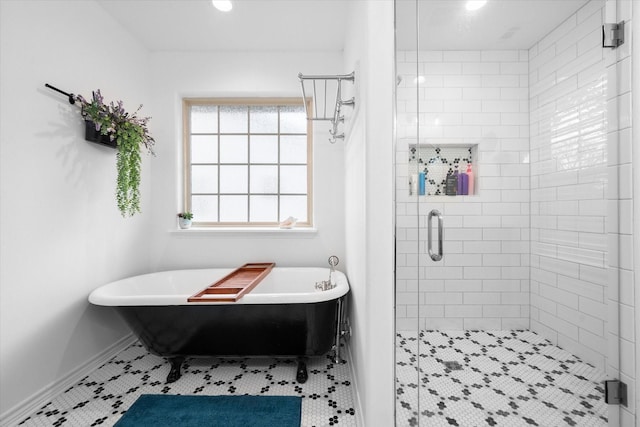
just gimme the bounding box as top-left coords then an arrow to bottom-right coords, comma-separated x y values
410,174 -> 418,195
458,170 -> 469,195
466,163 -> 474,195
456,164 -> 468,195
418,172 -> 426,195
445,170 -> 457,196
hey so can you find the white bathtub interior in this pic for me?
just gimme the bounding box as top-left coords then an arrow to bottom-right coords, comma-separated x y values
89,267 -> 349,306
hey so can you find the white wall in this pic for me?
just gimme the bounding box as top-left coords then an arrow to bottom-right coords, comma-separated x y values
146,51 -> 346,270
529,0 -> 610,370
343,1 -> 395,425
0,0 -> 152,418
396,49 -> 531,331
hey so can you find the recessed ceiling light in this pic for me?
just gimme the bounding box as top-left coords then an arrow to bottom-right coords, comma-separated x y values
465,0 -> 487,11
212,0 -> 232,12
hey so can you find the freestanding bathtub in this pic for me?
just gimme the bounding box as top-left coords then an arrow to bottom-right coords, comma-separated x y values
89,267 -> 350,384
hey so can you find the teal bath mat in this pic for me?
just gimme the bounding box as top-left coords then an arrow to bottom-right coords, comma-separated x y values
114,394 -> 301,427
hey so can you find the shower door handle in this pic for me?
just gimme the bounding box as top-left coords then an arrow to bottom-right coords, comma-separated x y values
427,209 -> 443,261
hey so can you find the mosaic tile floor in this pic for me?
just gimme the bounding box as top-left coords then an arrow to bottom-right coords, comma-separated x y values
396,330 -> 608,427
17,342 -> 357,427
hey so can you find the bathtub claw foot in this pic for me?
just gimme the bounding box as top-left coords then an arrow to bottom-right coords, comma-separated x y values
296,358 -> 308,384
166,357 -> 184,383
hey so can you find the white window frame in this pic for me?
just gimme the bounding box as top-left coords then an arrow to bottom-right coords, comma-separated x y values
182,98 -> 313,227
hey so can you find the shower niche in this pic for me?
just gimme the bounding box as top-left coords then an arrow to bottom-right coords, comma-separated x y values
408,144 -> 477,196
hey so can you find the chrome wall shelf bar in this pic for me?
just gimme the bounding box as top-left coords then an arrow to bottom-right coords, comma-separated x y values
298,71 -> 355,143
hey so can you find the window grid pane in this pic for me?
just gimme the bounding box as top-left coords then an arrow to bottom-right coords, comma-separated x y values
185,100 -> 310,225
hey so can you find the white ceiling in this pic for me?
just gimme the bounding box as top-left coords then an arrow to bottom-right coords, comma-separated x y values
96,0 -> 349,52
97,0 -> 591,52
396,0 -> 591,50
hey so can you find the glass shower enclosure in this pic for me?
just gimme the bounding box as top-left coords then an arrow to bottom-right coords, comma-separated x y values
394,0 -> 624,425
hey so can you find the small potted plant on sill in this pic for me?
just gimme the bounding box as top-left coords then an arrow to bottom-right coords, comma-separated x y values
75,89 -> 155,217
177,212 -> 194,229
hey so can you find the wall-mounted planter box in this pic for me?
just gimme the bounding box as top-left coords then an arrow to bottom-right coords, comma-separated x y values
84,120 -> 117,149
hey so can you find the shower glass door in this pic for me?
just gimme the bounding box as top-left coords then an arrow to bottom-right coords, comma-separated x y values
395,0 -> 623,425
394,1 -> 421,424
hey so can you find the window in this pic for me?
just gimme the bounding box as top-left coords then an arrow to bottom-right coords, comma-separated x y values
183,98 -> 312,227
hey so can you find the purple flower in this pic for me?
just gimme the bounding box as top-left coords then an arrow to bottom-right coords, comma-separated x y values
93,89 -> 103,104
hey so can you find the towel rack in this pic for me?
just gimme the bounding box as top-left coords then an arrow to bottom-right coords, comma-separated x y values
298,72 -> 355,143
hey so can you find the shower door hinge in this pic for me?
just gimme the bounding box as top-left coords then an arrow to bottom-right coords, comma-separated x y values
604,380 -> 628,406
602,21 -> 624,49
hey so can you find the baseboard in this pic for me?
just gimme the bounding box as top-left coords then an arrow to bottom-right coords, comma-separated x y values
343,342 -> 365,427
0,334 -> 135,426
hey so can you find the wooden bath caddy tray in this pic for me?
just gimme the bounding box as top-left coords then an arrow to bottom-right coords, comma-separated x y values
188,262 -> 275,303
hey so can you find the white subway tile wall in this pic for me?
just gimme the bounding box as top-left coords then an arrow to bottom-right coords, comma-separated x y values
396,49 -> 530,332
529,1 -> 609,371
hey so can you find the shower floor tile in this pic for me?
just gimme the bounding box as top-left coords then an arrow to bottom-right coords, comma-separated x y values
396,330 -> 607,427
17,342 -> 357,427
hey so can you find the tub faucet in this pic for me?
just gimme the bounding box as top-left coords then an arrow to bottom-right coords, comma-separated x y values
315,256 -> 340,291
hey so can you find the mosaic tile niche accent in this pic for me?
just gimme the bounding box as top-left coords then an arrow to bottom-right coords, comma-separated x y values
409,145 -> 477,196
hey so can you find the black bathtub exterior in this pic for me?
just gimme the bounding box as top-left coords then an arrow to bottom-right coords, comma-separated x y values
115,299 -> 341,359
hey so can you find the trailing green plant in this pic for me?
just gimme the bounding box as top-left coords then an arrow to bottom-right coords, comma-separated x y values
178,212 -> 194,220
76,90 -> 155,217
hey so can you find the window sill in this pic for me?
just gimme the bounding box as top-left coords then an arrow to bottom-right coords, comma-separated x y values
169,227 -> 318,237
